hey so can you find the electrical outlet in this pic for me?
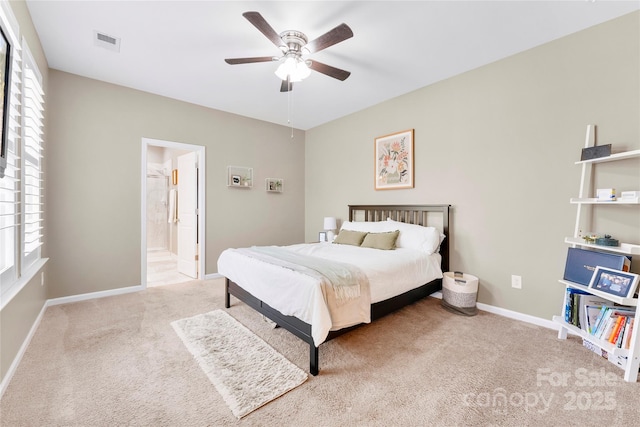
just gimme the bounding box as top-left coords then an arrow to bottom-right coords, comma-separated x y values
511,275 -> 522,289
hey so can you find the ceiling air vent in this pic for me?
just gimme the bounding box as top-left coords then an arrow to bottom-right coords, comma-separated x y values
93,30 -> 121,52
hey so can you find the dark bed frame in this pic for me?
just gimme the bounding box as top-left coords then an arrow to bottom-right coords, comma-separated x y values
224,204 -> 451,375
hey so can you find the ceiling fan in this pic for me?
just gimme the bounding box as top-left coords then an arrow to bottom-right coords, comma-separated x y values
225,11 -> 353,92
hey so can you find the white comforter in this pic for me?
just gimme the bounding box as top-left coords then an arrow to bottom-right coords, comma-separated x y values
217,242 -> 442,346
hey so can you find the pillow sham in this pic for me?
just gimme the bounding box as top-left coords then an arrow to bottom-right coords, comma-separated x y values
360,230 -> 400,250
333,230 -> 368,246
340,220 -> 396,233
386,219 -> 444,254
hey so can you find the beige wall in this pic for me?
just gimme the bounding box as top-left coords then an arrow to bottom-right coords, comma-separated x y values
305,11 -> 640,321
45,71 -> 306,299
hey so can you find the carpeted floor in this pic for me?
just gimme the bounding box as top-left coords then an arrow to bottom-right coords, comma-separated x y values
1,278 -> 638,426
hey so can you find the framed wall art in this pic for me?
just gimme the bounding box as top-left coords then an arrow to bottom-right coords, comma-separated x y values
588,266 -> 639,299
374,129 -> 414,190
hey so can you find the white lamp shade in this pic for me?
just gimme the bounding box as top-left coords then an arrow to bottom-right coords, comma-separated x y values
323,217 -> 337,230
275,57 -> 311,82
275,57 -> 297,80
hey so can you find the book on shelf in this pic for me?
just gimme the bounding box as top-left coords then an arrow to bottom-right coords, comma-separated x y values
578,294 -> 609,331
623,318 -> 635,350
564,288 -> 609,330
617,317 -> 632,347
597,315 -> 617,341
590,306 -> 636,348
584,305 -> 607,334
591,305 -> 611,335
608,315 -> 626,344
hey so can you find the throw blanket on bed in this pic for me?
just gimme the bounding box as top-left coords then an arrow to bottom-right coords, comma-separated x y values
233,246 -> 367,303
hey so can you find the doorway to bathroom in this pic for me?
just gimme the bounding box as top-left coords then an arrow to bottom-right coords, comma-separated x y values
141,138 -> 206,288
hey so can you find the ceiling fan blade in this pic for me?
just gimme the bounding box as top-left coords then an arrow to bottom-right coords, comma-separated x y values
225,56 -> 276,65
242,11 -> 285,49
280,77 -> 293,92
305,23 -> 353,54
308,61 -> 351,81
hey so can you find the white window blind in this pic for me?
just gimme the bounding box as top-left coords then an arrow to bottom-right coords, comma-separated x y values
0,17 -> 21,297
21,42 -> 43,271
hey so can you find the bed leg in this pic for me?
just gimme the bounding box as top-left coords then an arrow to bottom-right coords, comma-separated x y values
310,344 -> 319,376
224,278 -> 230,309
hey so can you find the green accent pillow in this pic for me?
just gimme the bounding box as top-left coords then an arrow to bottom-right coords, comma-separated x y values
333,230 -> 368,246
360,230 -> 400,250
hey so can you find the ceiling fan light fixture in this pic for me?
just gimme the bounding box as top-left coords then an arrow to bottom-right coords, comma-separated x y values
227,12 -> 353,92
275,56 -> 310,82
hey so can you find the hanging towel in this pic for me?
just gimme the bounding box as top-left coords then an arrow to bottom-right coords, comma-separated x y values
168,189 -> 178,223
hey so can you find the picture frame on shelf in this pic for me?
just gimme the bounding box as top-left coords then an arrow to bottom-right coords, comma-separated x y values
374,129 -> 414,190
227,166 -> 253,188
265,178 -> 283,193
318,231 -> 327,242
588,266 -> 639,299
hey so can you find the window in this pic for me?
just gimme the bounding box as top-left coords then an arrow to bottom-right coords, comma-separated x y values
0,3 -> 45,309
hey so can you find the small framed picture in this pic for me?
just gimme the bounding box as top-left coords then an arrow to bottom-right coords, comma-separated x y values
318,231 -> 327,242
588,266 -> 639,299
265,178 -> 283,193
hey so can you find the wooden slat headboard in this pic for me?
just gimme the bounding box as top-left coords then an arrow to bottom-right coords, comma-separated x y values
348,204 -> 451,272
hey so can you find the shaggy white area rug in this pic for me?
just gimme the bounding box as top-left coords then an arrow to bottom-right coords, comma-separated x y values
171,309 -> 308,418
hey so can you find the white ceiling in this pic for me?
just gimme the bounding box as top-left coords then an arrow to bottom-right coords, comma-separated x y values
26,1 -> 640,130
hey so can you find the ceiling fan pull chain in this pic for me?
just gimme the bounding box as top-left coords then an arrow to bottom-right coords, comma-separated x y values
289,88 -> 294,138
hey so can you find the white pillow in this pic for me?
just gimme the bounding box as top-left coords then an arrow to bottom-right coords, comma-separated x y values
386,219 -> 444,254
340,220 -> 396,233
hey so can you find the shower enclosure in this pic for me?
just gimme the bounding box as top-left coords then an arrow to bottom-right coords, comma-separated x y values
146,165 -> 170,251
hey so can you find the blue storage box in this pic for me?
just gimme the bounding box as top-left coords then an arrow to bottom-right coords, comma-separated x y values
564,247 -> 632,285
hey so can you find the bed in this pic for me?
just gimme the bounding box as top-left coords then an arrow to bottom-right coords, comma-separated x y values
218,204 -> 450,375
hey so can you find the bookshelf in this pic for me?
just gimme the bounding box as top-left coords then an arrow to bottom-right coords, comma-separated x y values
554,125 -> 640,382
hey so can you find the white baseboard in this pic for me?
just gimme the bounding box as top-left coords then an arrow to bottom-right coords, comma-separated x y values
431,291 -> 559,331
204,272 -> 223,280
0,301 -> 48,399
46,284 -> 144,306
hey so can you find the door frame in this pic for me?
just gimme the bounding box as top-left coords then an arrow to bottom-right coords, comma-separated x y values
141,137 -> 206,288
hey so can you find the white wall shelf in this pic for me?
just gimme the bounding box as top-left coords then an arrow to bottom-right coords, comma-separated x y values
265,178 -> 283,193
564,237 -> 640,255
574,149 -> 640,165
570,198 -> 640,205
227,166 -> 253,188
559,279 -> 638,307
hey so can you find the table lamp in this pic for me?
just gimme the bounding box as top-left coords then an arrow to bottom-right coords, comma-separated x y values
323,217 -> 337,242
